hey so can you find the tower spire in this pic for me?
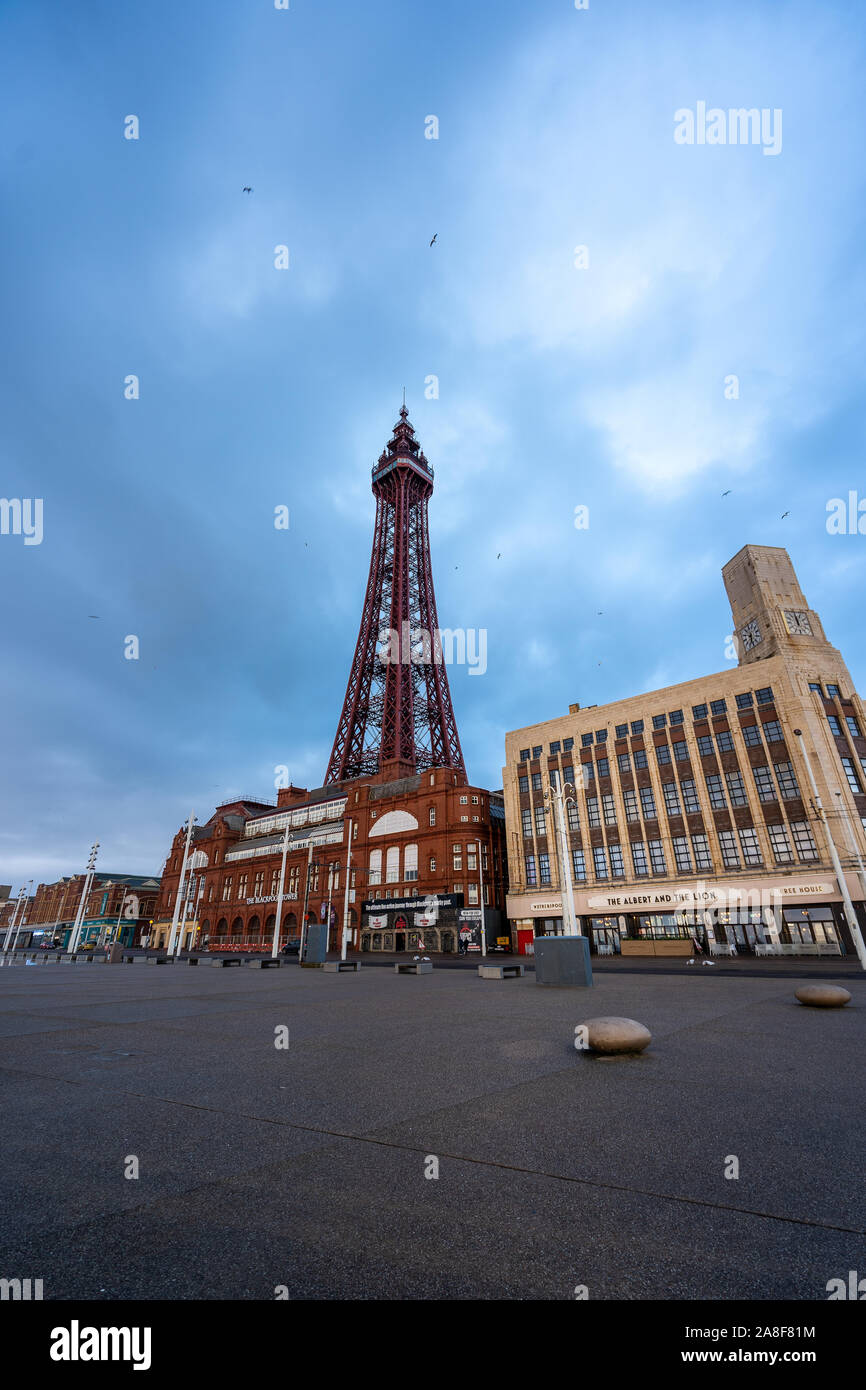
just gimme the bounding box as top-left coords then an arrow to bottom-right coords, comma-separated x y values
325,409 -> 465,785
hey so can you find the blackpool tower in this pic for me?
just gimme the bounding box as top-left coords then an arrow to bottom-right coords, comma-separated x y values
325,405 -> 466,786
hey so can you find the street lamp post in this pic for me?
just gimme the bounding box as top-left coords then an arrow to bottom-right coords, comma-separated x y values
476,841 -> 487,958
68,844 -> 100,955
793,730 -> 866,971
341,819 -> 354,961
270,821 -> 291,960
2,887 -> 27,960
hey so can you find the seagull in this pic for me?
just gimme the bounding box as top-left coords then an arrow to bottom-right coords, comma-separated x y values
722,490 -> 731,496
429,234 -> 438,246
496,553 -> 501,559
88,615 -> 101,619
242,187 -> 253,193
597,611 -> 603,615
781,511 -> 789,519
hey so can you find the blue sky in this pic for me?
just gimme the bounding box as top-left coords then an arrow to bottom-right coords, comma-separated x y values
1,0 -> 865,886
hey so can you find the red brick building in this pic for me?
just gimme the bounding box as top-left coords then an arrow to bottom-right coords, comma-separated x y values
0,874 -> 160,948
151,775 -> 507,954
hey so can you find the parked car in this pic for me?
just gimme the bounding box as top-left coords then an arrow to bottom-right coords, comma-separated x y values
281,939 -> 301,956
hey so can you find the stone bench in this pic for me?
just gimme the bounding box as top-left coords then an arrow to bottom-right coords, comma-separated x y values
186,956 -> 200,965
146,956 -> 170,965
132,955 -> 151,963
247,958 -> 281,969
211,957 -> 243,967
323,960 -> 361,973
478,962 -> 525,979
60,954 -> 77,963
394,961 -> 433,974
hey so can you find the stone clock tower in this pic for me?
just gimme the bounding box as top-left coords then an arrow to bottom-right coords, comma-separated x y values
722,544 -> 829,665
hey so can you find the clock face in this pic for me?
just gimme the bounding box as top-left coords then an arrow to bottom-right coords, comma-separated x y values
784,609 -> 812,636
740,619 -> 762,652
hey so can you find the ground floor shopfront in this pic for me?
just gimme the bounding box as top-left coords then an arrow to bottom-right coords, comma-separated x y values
359,894 -> 508,955
507,873 -> 866,958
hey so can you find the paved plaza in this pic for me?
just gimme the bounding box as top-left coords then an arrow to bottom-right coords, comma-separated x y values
1,959 -> 863,1301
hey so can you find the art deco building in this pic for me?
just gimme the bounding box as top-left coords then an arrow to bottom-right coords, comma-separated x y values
503,547 -> 866,957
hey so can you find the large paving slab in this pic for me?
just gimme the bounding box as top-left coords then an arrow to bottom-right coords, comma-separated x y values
0,961 -> 863,1299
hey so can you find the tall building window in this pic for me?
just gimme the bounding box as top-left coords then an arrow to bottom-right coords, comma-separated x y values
562,763 -> 575,786
826,684 -> 841,699
624,789 -> 640,822
429,855 -> 436,873
631,721 -> 644,735
222,877 -> 233,902
768,824 -> 794,863
716,731 -> 734,752
609,843 -> 625,877
563,737 -> 574,751
238,875 -> 248,899
718,830 -> 740,869
452,844 -> 463,872
753,766 -> 777,802
572,849 -> 587,881
525,855 -> 537,887
807,683 -> 822,696
845,715 -> 861,739
429,806 -> 436,826
738,828 -> 763,866
742,724 -> 762,747
725,770 -> 748,806
532,745 -> 543,757
615,724 -> 628,738
583,761 -> 595,783
653,714 -> 667,729
582,733 -> 594,747
656,745 -> 671,765
467,883 -> 479,905
672,837 -> 692,872
736,692 -> 754,709
692,704 -> 708,720
518,776 -> 529,794
386,846 -> 400,883
586,797 -> 601,828
840,757 -> 862,794
710,699 -> 727,715
618,753 -> 631,773
602,794 -> 617,826
519,749 -> 530,761
669,710 -> 684,725
631,842 -> 649,876
535,804 -> 547,834
404,845 -> 419,881
773,761 -> 800,799
640,787 -> 657,819
593,846 -> 609,879
680,778 -> 700,814
705,774 -> 726,809
531,771 -> 543,791
755,687 -> 774,705
634,750 -> 648,770
697,735 -> 714,757
762,720 -> 783,742
522,809 -> 532,838
596,757 -> 610,778
549,741 -> 561,755
467,846 -> 477,872
567,801 -> 580,831
673,740 -> 690,762
539,853 -> 551,885
549,768 -> 561,790
691,834 -> 713,870
253,870 -> 265,896
596,730 -> 609,743
663,782 -> 681,816
648,840 -> 666,875
791,821 -> 818,861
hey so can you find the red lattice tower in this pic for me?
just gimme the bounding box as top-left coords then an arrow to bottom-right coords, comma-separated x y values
325,406 -> 466,785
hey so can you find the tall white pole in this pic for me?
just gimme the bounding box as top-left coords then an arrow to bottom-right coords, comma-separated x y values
477,841 -> 487,957
794,731 -> 866,971
833,789 -> 866,909
167,813 -> 196,956
10,879 -> 34,956
340,819 -> 353,961
2,887 -> 26,959
177,873 -> 197,957
271,821 -> 291,959
68,844 -> 99,954
299,841 -> 314,961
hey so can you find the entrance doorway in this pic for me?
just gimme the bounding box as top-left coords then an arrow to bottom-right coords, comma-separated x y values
394,914 -> 408,953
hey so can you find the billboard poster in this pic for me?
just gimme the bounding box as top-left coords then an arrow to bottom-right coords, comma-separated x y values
368,914 -> 388,930
458,911 -> 483,955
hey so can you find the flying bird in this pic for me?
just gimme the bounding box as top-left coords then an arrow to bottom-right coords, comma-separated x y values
496,553 -> 501,559
429,234 -> 438,246
781,511 -> 789,519
242,187 -> 253,193
88,615 -> 100,619
722,490 -> 731,496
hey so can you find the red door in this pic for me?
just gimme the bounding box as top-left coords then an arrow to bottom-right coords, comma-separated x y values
517,928 -> 534,956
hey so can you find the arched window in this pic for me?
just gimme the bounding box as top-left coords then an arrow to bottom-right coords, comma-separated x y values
386,846 -> 400,884
248,915 -> 261,937
231,917 -> 243,937
404,844 -> 418,882
369,849 -> 382,886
